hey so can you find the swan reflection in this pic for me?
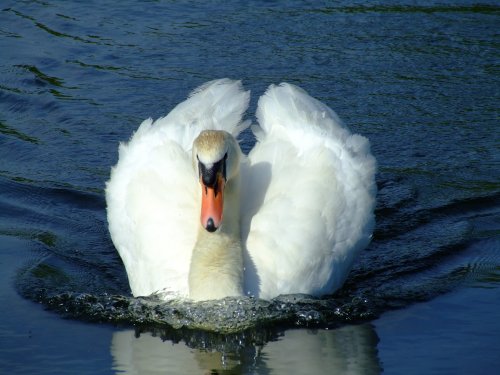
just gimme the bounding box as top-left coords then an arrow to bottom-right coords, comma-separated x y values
111,324 -> 381,374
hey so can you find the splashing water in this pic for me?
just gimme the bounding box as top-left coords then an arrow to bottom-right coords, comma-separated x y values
13,173 -> 500,337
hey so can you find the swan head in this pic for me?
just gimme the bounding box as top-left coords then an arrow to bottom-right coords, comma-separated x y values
192,130 -> 241,233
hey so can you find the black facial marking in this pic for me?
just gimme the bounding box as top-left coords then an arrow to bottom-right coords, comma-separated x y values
198,154 -> 227,189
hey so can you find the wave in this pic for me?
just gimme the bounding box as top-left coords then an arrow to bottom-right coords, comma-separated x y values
5,172 -> 499,336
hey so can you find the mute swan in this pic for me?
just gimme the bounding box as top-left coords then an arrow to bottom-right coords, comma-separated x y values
106,79 -> 376,301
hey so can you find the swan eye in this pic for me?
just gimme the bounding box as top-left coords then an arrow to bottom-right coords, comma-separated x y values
196,155 -> 201,179
222,153 -> 227,181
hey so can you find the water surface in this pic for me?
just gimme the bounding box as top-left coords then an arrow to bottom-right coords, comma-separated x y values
1,0 -> 499,373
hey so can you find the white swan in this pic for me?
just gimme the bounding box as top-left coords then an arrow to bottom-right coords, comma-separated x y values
105,79 -> 376,301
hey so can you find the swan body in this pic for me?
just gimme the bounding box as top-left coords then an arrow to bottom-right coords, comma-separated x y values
106,79 -> 376,301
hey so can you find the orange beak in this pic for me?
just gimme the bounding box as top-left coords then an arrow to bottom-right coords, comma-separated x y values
200,173 -> 225,232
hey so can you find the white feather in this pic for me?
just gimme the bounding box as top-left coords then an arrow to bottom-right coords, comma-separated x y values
242,83 -> 376,299
106,80 -> 377,301
106,79 -> 250,297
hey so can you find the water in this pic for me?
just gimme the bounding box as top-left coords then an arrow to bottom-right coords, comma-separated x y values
1,0 -> 499,373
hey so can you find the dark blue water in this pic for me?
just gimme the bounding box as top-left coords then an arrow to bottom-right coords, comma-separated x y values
1,1 -> 499,373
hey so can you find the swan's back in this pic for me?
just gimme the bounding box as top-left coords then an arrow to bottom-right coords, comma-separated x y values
241,83 -> 376,299
106,79 -> 249,298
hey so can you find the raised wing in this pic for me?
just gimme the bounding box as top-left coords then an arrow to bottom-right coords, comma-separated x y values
106,79 -> 249,298
241,83 -> 377,299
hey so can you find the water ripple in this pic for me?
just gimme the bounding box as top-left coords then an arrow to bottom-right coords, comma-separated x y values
9,171 -> 500,333
1,0 -> 498,342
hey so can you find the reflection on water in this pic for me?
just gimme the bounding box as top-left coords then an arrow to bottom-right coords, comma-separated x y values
111,324 -> 381,374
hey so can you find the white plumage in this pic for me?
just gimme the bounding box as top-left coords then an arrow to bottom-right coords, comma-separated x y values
106,79 -> 376,301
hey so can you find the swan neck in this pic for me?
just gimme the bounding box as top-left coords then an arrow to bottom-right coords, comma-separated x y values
188,176 -> 243,301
